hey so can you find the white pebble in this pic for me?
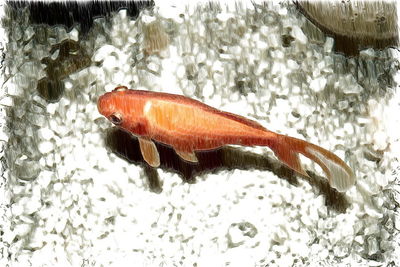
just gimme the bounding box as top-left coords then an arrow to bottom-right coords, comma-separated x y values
37,128 -> 54,140
343,122 -> 354,135
287,59 -> 299,70
271,62 -> 284,76
38,141 -> 54,154
343,83 -> 363,95
357,116 -> 371,125
103,55 -> 119,70
375,172 -> 389,188
259,25 -> 269,37
256,40 -> 268,50
37,170 -> 53,188
53,182 -> 63,192
291,25 -> 308,45
64,80 -> 73,90
212,60 -> 224,73
354,235 -> 364,244
176,65 -> 186,79
359,48 -> 375,58
216,12 -> 234,22
6,83 -> 22,96
141,14 -> 156,24
271,50 -> 284,59
338,100 -> 349,110
333,246 -> 348,257
373,131 -> 388,150
46,103 -> 57,115
55,217 -> 67,233
0,96 -> 13,106
300,214 -> 313,226
309,77 -> 327,92
11,203 -> 24,216
266,34 -> 280,47
147,62 -> 160,74
203,80 -> 214,98
14,223 -> 32,237
324,37 -> 334,53
92,45 -> 120,62
196,52 -> 207,63
24,197 -> 41,214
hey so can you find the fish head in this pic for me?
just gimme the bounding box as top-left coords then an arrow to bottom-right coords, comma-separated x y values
97,86 -> 132,128
97,86 -> 147,135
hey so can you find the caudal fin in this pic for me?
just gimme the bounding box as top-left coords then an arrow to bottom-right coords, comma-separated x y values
270,134 -> 355,192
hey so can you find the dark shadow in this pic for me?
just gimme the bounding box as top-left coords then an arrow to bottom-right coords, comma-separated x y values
7,1 -> 154,36
105,127 -> 350,213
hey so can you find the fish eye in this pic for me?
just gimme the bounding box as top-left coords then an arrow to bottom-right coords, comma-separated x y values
109,113 -> 123,125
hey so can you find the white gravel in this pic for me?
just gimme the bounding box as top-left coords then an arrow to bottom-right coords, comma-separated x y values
0,1 -> 399,267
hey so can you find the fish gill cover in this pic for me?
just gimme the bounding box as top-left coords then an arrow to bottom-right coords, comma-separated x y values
0,0 -> 399,266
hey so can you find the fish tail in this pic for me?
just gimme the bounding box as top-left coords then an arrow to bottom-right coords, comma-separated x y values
269,134 -> 355,192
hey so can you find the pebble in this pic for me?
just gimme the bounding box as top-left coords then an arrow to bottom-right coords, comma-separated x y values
0,96 -> 13,106
196,52 -> 207,63
343,122 -> 354,135
266,33 -> 280,47
203,80 -> 214,98
359,48 -> 376,58
354,235 -> 364,245
53,182 -> 63,193
176,65 -> 186,79
287,59 -> 299,70
37,128 -> 54,140
300,214 -> 313,226
37,170 -> 53,188
216,12 -> 234,22
49,120 -> 70,136
11,202 -> 24,216
14,222 -> 32,237
309,76 -> 327,92
38,140 -> 54,154
6,83 -> 23,96
291,25 -> 308,45
55,217 -> 67,233
374,172 -> 389,188
147,61 -> 160,74
338,100 -> 349,110
24,26 -> 35,41
46,103 -> 57,115
364,224 -> 380,235
333,245 -> 348,258
357,116 -> 371,125
367,236 -> 379,255
271,62 -> 284,76
324,37 -> 334,53
26,113 -> 46,127
24,197 -> 41,214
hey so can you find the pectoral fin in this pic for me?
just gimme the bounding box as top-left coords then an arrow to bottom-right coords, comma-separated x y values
139,138 -> 160,167
175,149 -> 198,163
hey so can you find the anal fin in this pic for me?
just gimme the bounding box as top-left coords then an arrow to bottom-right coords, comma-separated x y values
139,137 -> 160,167
175,149 -> 198,163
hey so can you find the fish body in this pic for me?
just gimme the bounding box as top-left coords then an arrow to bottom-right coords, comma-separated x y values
98,86 -> 355,192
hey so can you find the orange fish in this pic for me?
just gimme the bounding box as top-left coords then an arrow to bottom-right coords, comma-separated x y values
98,86 -> 355,192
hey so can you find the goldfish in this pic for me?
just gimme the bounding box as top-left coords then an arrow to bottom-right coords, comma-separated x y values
98,86 -> 355,192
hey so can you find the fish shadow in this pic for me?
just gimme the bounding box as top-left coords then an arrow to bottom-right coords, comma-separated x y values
105,128 -> 350,213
